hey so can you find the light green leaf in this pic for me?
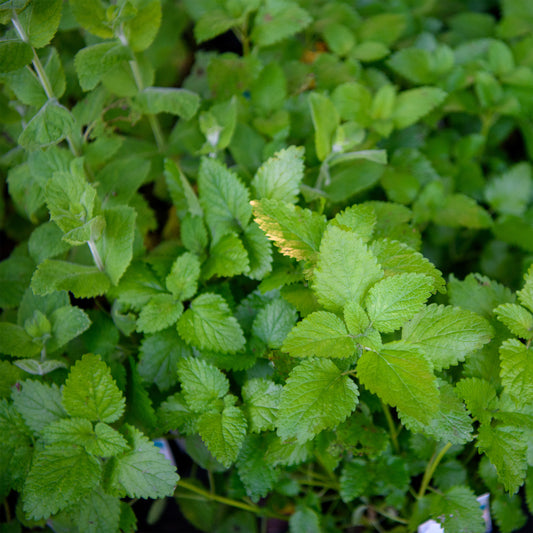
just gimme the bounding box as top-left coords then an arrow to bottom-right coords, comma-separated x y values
23,445 -> 102,520
0,323 -> 41,358
75,41 -> 131,91
392,87 -> 447,129
314,225 -> 383,312
198,157 -> 251,240
177,293 -> 245,354
365,273 -> 433,333
164,159 -> 203,218
332,204 -> 376,242
202,232 -> 250,279
88,423 -> 130,457
62,353 -> 125,423
177,357 -> 229,412
282,311 -> 355,358
401,304 -> 493,371
108,425 -> 179,498
194,9 -> 242,44
31,259 -> 110,299
181,214 -> 208,255
242,378 -> 282,433
344,301 -> 382,351
47,305 -> 91,353
251,198 -> 327,263
289,506 -> 321,533
495,303 -> 533,339
197,402 -> 247,467
252,298 -> 297,349
0,40 -> 33,73
499,339 -> 533,408
485,162 -> 532,216
136,294 -> 183,333
137,87 -> 200,119
139,328 -> 191,392
241,222 -> 273,280
18,99 -> 75,150
433,194 -> 493,229
123,0 -> 161,52
517,264 -> 533,313
252,146 -> 304,204
277,358 -> 359,443
166,252 -> 201,301
309,92 -> 339,161
69,0 -> 113,39
12,381 -> 67,434
18,0 -> 62,48
357,342 -> 439,424
455,378 -> 498,426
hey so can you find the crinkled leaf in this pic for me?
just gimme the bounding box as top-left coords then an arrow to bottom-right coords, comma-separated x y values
203,232 -> 250,279
495,303 -> 533,339
136,294 -> 183,333
252,298 -> 297,349
70,489 -> 121,533
47,305 -> 91,353
499,339 -> 533,408
332,204 -> 376,242
392,87 -> 447,129
241,221 -> 273,280
0,323 -> 41,358
123,0 -> 162,52
455,378 -> 498,426
517,264 -> 533,313
166,252 -> 200,301
137,88 -> 200,119
242,378 -> 282,433
0,40 -> 32,72
340,459 -> 372,502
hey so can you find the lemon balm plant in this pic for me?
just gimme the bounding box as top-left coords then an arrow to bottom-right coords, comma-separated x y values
0,1 -> 532,532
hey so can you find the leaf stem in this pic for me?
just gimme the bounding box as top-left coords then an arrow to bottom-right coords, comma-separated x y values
417,442 -> 453,499
87,239 -> 105,271
381,401 -> 400,454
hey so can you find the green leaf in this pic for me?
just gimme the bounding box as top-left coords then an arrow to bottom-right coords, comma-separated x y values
455,378 -> 498,425
433,194 -> 493,229
357,342 -> 439,424
23,445 -> 102,520
123,0 -> 162,52
365,273 -> 433,333
0,361 -> 23,399
136,294 -> 183,333
69,0 -> 113,39
62,353 -> 125,423
495,303 -> 533,339
18,99 -> 75,150
251,198 -> 327,263
177,357 -> 229,412
392,87 -> 447,130
71,489 -> 121,533
139,328 -> 191,392
203,232 -> 250,279
47,305 -> 91,353
75,41 -> 131,91
166,252 -> 201,301
332,204 -> 376,242
252,298 -> 297,349
197,401 -> 247,467
485,163 -> 532,216
309,92 -> 339,161
164,159 -> 203,218
18,0 -> 63,48
477,424 -> 527,494
108,425 -> 179,498
31,260 -> 111,298
401,304 -> 493,371
181,214 -> 208,255
277,358 -> 359,443
282,311 -> 356,358
242,378 -> 282,433
0,255 -> 35,309
194,9 -> 242,44
499,339 -> 533,408
198,157 -> 252,240
429,486 -> 486,533
340,459 -> 372,502
493,493 -> 528,533
251,0 -> 312,48
137,87 -> 200,119
314,226 -> 383,312
0,41 -> 33,73
289,506 -> 321,533
0,323 -> 41,358
517,264 -> 533,313
252,146 -> 304,204
12,381 -> 67,434
241,222 -> 273,280
177,293 -> 245,354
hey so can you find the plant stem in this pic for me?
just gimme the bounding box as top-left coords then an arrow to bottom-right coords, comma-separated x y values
417,442 -> 453,499
207,469 -> 215,494
381,401 -> 400,454
87,239 -> 105,271
3,498 -> 11,522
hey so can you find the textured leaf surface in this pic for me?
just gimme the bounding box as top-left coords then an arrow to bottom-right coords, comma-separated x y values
242,378 -> 282,433
252,298 -> 297,349
455,378 -> 498,425
203,232 -> 250,279
401,304 -> 493,371
314,226 -> 383,311
289,506 -> 321,533
48,305 -> 91,352
108,425 -> 179,498
392,87 -> 447,129
137,88 -> 200,119
252,198 -> 326,262
166,252 -> 200,301
277,358 -> 359,443
62,353 -> 125,423
517,264 -> 533,313
0,41 -> 33,73
495,303 -> 533,339
72,489 -> 121,533
357,342 -> 439,423
242,222 -> 273,280
136,294 -> 183,333
332,204 -> 376,242
282,311 -> 356,358
178,293 -> 245,353
340,459 -> 372,502
0,323 -> 41,358
365,273 -> 433,333
499,339 -> 533,408
23,445 -> 101,520
309,92 -> 339,161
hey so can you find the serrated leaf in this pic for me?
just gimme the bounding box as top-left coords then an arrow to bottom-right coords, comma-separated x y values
495,303 -> 533,339
108,425 -> 179,498
332,204 -> 376,242
499,339 -> 533,408
177,293 -> 245,354
157,392 -> 196,435
517,264 -> 533,313
123,0 -> 161,52
136,294 -> 183,333
48,305 -> 91,353
71,489 -> 121,533
166,252 -> 201,301
12,381 -> 67,434
69,0 -> 113,39
477,424 -> 528,494
344,301 -> 382,351
282,311 -> 356,358
62,353 -> 125,423
0,40 -> 33,73
371,238 -> 446,293
252,298 -> 297,349
88,423 -> 130,457
429,486 -> 486,533
340,459 -> 372,502
137,88 -> 199,119
23,445 -> 102,520
401,304 -> 493,371
277,358 -> 359,443
366,273 -> 433,333
252,146 -> 304,204
392,87 -> 447,129
251,198 -> 327,262
357,342 -> 439,424
241,221 -> 273,280
492,493 -> 527,533
17,0 -> 62,48
242,378 -> 282,433
198,157 -> 251,241
0,323 -> 41,358
455,378 -> 498,425
203,232 -> 250,279
139,328 -> 191,392
197,403 -> 247,467
31,260 -> 111,298
177,357 -> 229,412
314,225 -> 383,312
